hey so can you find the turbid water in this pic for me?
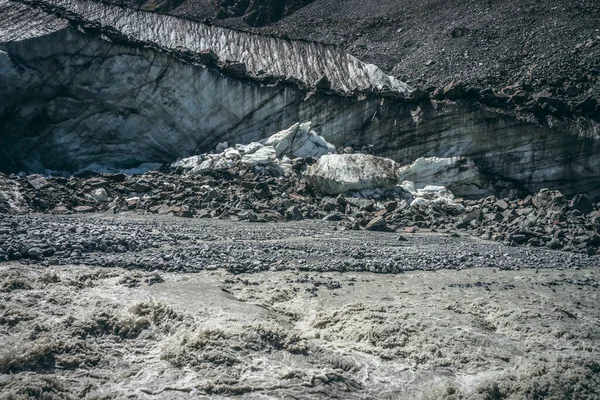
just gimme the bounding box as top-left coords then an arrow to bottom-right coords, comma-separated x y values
0,216 -> 599,399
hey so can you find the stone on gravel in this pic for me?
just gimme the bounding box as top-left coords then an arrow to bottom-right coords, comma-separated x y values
365,216 -> 390,232
306,154 -> 400,195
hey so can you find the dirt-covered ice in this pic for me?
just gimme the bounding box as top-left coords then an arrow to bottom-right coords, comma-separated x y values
1,259 -> 598,399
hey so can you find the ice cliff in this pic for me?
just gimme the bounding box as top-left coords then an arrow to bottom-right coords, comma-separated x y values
0,0 -> 599,199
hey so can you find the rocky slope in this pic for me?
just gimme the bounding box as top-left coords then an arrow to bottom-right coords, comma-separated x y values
0,0 -> 599,199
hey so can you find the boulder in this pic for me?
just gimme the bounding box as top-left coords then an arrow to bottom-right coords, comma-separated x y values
306,154 -> 399,195
285,206 -> 304,221
532,189 -> 567,211
26,174 -> 49,190
365,216 -> 390,231
570,194 -> 594,214
265,122 -> 335,159
397,157 -> 494,198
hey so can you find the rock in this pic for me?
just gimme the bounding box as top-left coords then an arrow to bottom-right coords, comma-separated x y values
265,122 -> 335,159
105,173 -> 127,182
254,182 -> 272,199
27,247 -> 42,258
306,154 -> 400,195
205,189 -> 220,201
221,61 -> 247,77
510,90 -> 531,104
397,157 -> 496,198
53,206 -> 69,214
502,209 -> 516,222
546,239 -> 563,250
346,198 -> 376,212
285,206 -> 303,221
442,80 -> 466,100
365,216 -> 389,231
479,88 -> 509,107
385,201 -> 398,212
26,174 -> 49,190
485,212 -> 503,222
323,213 -> 343,221
321,197 -> 342,212
532,189 -> 567,211
197,48 -> 219,64
565,86 -> 580,97
374,209 -> 388,218
534,93 -> 569,114
574,96 -> 598,115
495,199 -> 510,211
126,197 -> 140,208
314,75 -> 331,90
570,194 -> 594,214
519,195 -> 533,207
132,182 -> 152,192
73,205 -> 95,213
157,204 -> 173,215
86,178 -> 108,188
510,234 -> 529,244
